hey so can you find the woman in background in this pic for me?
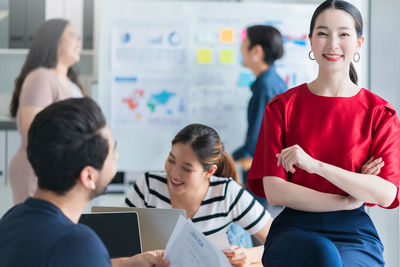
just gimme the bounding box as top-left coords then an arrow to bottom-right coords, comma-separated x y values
126,124 -> 272,266
9,19 -> 84,204
247,1 -> 400,266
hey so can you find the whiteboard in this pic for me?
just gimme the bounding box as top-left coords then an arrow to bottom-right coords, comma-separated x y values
96,0 -> 320,172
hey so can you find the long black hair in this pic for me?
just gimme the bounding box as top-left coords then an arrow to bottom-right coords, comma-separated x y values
10,19 -> 83,117
309,0 -> 363,85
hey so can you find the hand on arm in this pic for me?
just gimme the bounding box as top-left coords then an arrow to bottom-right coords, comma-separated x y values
277,145 -> 396,207
360,157 -> 384,176
111,250 -> 169,267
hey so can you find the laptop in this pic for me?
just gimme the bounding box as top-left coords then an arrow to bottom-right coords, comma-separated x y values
79,212 -> 142,258
92,206 -> 186,252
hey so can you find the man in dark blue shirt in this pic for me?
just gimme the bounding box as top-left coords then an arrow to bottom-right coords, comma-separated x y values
233,64 -> 287,161
0,98 -> 169,267
233,25 -> 287,218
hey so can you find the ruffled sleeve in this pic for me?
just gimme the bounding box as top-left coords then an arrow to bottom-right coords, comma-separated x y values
369,104 -> 400,209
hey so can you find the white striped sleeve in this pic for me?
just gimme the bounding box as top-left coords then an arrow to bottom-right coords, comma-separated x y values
228,181 -> 271,235
124,174 -> 149,208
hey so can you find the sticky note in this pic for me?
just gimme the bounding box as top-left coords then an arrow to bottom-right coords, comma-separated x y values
197,49 -> 212,64
237,72 -> 255,87
240,29 -> 247,43
220,29 -> 234,43
219,49 -> 234,64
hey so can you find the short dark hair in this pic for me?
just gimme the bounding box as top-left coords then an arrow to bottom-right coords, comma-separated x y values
27,98 -> 109,195
309,0 -> 363,85
247,25 -> 284,65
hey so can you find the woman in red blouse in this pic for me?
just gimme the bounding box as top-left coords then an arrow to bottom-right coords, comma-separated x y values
247,1 -> 400,266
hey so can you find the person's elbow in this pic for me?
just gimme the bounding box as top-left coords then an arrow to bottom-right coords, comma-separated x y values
265,193 -> 280,206
377,183 -> 397,208
262,176 -> 284,206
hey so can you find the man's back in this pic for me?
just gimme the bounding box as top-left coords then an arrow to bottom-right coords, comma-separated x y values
0,198 -> 111,267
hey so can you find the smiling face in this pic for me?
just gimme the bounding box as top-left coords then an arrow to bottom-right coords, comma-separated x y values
164,143 -> 212,197
57,24 -> 81,67
310,8 -> 363,74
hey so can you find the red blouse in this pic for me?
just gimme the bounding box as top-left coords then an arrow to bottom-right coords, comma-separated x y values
247,83 -> 400,209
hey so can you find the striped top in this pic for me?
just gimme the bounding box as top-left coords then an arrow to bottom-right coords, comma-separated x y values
125,171 -> 271,236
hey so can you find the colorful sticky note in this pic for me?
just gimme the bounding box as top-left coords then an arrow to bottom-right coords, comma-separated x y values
197,49 -> 212,64
220,28 -> 234,43
240,29 -> 247,43
219,49 -> 234,64
237,72 -> 255,87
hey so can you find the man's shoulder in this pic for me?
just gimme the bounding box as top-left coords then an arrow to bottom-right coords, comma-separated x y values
44,223 -> 110,266
52,223 -> 104,247
0,203 -> 100,266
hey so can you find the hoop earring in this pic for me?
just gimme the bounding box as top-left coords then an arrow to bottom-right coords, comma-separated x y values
353,52 -> 360,62
308,51 -> 315,60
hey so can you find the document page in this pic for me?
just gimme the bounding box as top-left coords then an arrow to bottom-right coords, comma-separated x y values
207,231 -> 231,251
164,216 -> 231,267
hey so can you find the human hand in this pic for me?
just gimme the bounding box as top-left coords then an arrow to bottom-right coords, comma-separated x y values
361,157 -> 384,175
277,145 -> 317,174
130,250 -> 169,267
223,245 -> 251,267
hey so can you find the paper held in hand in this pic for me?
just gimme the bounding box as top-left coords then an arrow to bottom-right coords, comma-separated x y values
164,215 -> 231,267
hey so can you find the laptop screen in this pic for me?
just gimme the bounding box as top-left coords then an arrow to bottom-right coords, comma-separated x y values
92,206 -> 186,251
79,212 -> 142,258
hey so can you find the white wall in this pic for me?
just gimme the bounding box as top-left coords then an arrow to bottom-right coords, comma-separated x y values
368,1 -> 400,267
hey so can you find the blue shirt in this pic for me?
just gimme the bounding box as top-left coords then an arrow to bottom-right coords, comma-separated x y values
233,65 -> 287,160
0,197 -> 111,267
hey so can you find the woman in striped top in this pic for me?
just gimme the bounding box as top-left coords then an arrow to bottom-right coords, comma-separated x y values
125,123 -> 272,266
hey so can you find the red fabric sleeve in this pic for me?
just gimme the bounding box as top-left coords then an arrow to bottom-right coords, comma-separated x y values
247,97 -> 288,198
369,104 -> 400,209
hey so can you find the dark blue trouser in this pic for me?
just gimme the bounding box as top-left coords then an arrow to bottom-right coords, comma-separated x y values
263,206 -> 384,267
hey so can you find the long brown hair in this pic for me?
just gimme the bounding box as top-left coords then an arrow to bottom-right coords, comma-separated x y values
172,124 -> 239,182
10,19 -> 83,117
